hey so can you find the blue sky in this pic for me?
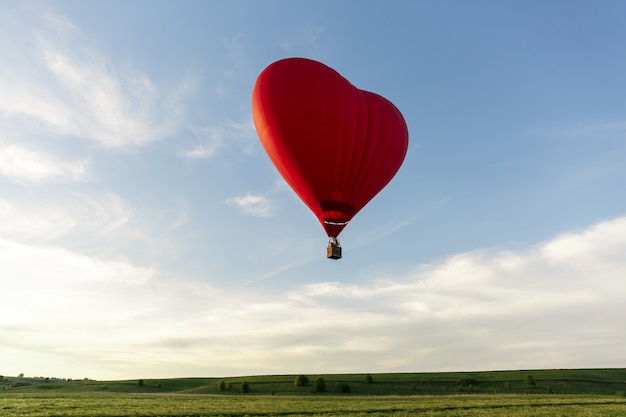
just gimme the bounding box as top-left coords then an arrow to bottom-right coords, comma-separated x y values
2,0 -> 626,380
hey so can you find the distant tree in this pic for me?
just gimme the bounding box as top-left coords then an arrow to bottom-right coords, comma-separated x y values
138,379 -> 144,387
526,375 -> 536,388
18,373 -> 24,378
457,378 -> 478,387
294,375 -> 309,387
364,374 -> 373,384
504,381 -> 511,390
217,380 -> 226,392
336,382 -> 351,393
239,381 -> 250,393
0,375 -> 3,382
313,377 -> 326,393
227,381 -> 232,390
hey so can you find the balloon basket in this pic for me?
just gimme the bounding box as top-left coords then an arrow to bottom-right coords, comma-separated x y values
327,242 -> 342,260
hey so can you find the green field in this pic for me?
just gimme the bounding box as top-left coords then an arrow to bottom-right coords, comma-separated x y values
2,369 -> 626,416
2,394 -> 626,416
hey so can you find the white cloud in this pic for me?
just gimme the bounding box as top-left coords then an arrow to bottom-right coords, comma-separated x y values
3,215 -> 626,379
0,144 -> 88,183
0,193 -> 131,243
227,192 -> 278,217
180,143 -> 219,159
0,238 -> 153,288
0,237 -> 156,373
180,124 -> 224,158
0,199 -> 75,242
0,11 -> 191,148
216,215 -> 626,374
180,119 -> 257,159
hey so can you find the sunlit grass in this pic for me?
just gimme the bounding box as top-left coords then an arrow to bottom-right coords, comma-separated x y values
1,394 -> 626,416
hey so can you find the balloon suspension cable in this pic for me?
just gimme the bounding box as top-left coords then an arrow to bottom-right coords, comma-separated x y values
327,236 -> 342,260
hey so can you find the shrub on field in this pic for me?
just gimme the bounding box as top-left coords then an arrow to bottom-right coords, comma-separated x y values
239,381 -> 250,393
217,380 -> 226,392
457,378 -> 478,387
313,377 -> 326,393
294,375 -> 309,387
336,382 -> 351,393
364,374 -> 373,384
526,375 -> 536,388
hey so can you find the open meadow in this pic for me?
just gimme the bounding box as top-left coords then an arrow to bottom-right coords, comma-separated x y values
2,393 -> 626,417
2,369 -> 626,416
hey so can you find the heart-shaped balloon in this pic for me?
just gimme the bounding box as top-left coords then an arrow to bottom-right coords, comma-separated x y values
252,58 -> 408,241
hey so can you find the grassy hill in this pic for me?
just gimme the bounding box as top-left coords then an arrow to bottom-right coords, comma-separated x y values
2,369 -> 626,396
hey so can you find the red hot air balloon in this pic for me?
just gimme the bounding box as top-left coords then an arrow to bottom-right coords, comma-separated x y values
252,58 -> 408,259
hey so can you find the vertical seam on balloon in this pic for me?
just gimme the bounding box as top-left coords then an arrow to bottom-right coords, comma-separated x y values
376,102 -> 408,208
361,95 -> 399,209
364,96 -> 386,208
350,92 -> 381,211
343,86 -> 358,208
377,103 -> 398,198
338,75 -> 354,208
336,68 -> 346,205
322,65 -> 337,235
347,90 -> 371,206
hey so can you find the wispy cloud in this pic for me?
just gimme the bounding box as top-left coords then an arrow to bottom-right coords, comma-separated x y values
227,192 -> 278,217
550,120 -> 626,141
1,238 -> 153,288
0,193 -> 132,244
351,196 -> 452,249
0,11 -> 192,148
279,23 -> 326,54
530,119 -> 626,181
0,144 -> 88,183
180,120 -> 257,159
531,118 -> 626,144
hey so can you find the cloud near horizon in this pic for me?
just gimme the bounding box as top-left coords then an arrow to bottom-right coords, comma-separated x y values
4,214 -> 625,379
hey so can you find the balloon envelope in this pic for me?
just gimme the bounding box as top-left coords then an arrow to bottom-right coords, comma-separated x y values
252,57 -> 408,238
